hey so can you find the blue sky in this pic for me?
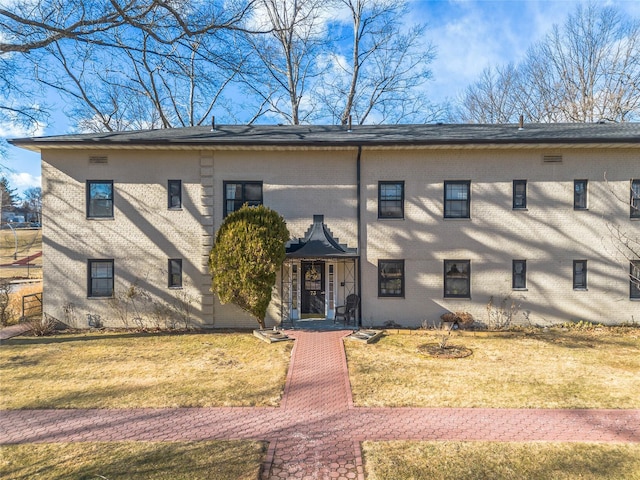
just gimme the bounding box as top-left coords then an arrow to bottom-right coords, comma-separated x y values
3,0 -> 640,195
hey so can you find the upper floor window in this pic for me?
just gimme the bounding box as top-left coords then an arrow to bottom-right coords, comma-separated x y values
224,181 -> 263,217
444,181 -> 470,218
444,260 -> 470,298
168,180 -> 182,209
378,260 -> 404,297
168,258 -> 182,288
513,180 -> 527,209
378,181 -> 404,219
574,180 -> 588,210
88,259 -> 114,297
573,260 -> 587,290
631,261 -> 640,299
631,179 -> 640,219
86,180 -> 113,218
512,260 -> 527,289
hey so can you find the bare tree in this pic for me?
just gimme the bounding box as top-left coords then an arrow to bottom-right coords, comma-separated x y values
0,0 -> 255,53
319,0 -> 436,125
22,187 -> 42,224
458,2 -> 640,124
236,0 -> 328,125
1,0 -> 256,133
32,27 -> 243,131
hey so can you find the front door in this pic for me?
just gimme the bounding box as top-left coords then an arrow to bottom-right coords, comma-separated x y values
301,261 -> 325,317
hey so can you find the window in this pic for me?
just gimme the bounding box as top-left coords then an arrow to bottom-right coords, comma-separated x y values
88,259 -> 114,297
631,180 -> 640,219
574,180 -> 588,209
573,260 -> 587,289
444,260 -> 470,298
378,181 -> 404,218
168,180 -> 182,209
512,260 -> 527,289
224,181 -> 263,217
168,259 -> 182,288
378,260 -> 404,297
513,180 -> 527,209
631,261 -> 640,299
444,181 -> 470,218
86,180 -> 113,218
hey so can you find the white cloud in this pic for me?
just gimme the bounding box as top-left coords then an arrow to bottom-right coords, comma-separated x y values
8,172 -> 41,192
417,0 -> 594,101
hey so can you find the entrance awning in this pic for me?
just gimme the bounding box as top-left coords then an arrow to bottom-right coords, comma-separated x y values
285,215 -> 358,258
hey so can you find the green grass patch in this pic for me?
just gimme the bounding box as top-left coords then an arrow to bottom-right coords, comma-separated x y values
0,440 -> 265,480
346,329 -> 640,408
363,441 -> 640,480
0,331 -> 292,409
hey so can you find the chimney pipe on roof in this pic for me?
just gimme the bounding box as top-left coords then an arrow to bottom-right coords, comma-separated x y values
518,114 -> 524,130
348,115 -> 352,132
211,116 -> 216,132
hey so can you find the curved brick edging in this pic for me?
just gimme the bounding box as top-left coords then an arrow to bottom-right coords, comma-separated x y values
1,330 -> 639,480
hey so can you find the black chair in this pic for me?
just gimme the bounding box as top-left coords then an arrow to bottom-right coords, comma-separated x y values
334,294 -> 359,325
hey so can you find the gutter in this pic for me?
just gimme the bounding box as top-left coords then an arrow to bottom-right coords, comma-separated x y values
356,145 -> 362,327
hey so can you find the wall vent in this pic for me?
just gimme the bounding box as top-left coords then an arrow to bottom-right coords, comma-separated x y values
543,155 -> 563,163
89,156 -> 108,164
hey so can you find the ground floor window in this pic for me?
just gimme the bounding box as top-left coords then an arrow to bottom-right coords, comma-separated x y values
88,259 -> 114,297
631,261 -> 640,299
573,260 -> 587,290
444,260 -> 470,298
168,258 -> 182,288
512,260 -> 526,289
378,260 -> 404,297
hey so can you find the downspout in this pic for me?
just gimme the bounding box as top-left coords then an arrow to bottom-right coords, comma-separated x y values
356,145 -> 362,327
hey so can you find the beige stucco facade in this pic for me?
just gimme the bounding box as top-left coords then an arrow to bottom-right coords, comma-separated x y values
35,137 -> 639,329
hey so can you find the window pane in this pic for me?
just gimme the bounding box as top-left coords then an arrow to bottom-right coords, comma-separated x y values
87,181 -> 113,218
379,260 -> 404,297
169,259 -> 182,288
630,261 -> 640,299
573,260 -> 587,289
631,180 -> 640,218
379,182 -> 404,218
574,180 -> 587,209
444,182 -> 470,218
168,180 -> 181,209
513,260 -> 526,289
444,260 -> 470,297
513,180 -> 527,209
224,181 -> 263,216
88,260 -> 113,297
244,183 -> 262,203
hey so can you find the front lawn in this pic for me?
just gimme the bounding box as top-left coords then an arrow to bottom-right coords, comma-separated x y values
0,331 -> 292,409
362,441 -> 640,480
345,328 -> 640,408
0,441 -> 264,480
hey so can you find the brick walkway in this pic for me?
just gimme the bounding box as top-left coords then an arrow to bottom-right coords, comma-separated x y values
2,330 -> 639,480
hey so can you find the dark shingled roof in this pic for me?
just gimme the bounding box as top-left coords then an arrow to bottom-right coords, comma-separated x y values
9,123 -> 640,149
286,215 -> 358,258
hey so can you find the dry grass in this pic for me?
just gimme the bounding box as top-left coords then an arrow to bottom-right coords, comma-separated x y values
0,441 -> 265,480
345,328 -> 640,408
2,284 -> 42,325
0,228 -> 42,279
362,441 -> 640,480
0,331 -> 292,409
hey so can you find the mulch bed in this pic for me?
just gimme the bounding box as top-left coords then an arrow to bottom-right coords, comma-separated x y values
417,343 -> 473,359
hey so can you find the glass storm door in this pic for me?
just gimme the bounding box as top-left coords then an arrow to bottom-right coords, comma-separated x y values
301,261 -> 325,317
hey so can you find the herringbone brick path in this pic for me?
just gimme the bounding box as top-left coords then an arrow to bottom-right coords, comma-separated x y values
2,330 -> 639,480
